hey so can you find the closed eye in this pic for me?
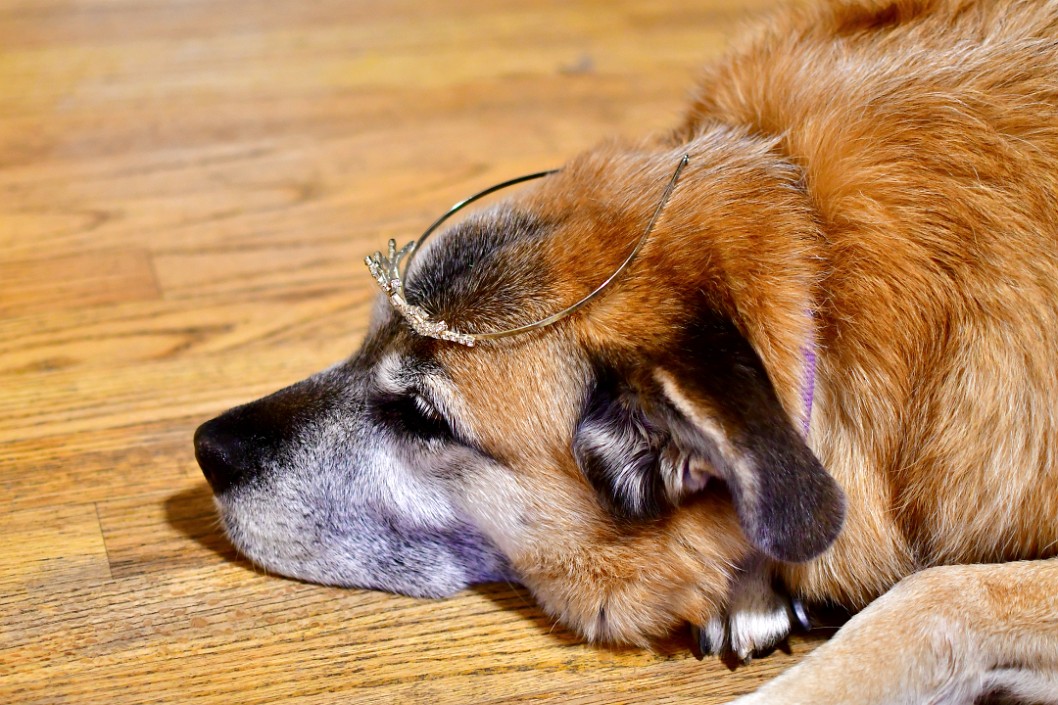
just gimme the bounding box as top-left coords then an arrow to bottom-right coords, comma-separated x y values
372,391 -> 454,442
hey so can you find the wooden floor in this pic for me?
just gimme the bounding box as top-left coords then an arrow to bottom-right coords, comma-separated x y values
0,1 -> 828,702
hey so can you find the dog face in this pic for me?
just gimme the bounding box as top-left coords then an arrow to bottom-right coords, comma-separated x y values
195,131 -> 846,644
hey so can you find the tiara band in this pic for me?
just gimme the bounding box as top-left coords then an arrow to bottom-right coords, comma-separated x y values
365,154 -> 689,347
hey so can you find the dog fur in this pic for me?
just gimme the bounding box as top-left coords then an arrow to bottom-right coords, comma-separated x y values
195,0 -> 1058,701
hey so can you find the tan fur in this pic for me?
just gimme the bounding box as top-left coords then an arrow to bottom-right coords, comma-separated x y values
417,0 -> 1058,699
736,560 -> 1058,703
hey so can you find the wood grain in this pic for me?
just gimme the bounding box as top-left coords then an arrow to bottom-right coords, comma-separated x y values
0,0 -> 824,702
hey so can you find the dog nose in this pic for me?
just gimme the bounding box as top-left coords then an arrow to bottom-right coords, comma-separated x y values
194,416 -> 255,495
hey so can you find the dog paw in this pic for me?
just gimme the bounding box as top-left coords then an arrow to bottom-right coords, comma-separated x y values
692,562 -> 810,664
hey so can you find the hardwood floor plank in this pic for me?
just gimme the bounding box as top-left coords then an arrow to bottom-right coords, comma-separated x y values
0,290 -> 367,376
0,503 -> 110,589
1,419 -> 201,512
0,249 -> 159,316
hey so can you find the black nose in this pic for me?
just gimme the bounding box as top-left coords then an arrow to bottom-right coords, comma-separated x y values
194,377 -> 335,495
194,415 -> 259,495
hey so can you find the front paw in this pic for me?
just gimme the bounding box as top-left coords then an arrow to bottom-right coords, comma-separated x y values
692,561 -> 810,664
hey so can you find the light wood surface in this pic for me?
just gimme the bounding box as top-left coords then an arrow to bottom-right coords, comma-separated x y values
0,1 -> 827,702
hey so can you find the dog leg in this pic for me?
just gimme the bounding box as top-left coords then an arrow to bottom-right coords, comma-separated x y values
695,556 -> 807,664
730,559 -> 1058,705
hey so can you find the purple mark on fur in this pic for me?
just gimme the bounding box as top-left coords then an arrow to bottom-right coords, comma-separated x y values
398,520 -> 515,586
441,524 -> 517,584
801,343 -> 816,437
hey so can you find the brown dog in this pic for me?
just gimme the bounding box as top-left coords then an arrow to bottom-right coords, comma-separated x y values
194,0 -> 1058,701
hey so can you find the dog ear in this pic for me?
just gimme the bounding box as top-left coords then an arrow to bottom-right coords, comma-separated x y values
653,315 -> 846,562
573,315 -> 845,563
572,364 -> 673,521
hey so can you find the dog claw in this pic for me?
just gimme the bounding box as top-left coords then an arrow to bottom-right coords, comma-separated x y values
791,596 -> 811,632
690,625 -> 706,660
691,621 -> 723,659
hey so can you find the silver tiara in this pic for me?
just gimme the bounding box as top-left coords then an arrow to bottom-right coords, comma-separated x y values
365,154 -> 689,347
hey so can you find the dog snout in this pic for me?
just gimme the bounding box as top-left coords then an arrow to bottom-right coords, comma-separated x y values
195,415 -> 260,495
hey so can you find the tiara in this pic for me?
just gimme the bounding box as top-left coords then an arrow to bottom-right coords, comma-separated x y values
365,154 -> 689,347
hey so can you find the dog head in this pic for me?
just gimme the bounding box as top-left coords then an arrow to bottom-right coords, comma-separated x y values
195,129 -> 846,645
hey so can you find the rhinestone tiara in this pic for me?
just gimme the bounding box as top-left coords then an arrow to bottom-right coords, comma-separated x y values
364,154 -> 688,347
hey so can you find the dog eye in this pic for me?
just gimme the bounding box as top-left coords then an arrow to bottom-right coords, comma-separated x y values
412,394 -> 445,424
372,392 -> 453,441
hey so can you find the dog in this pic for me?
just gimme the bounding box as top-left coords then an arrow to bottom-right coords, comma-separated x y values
194,0 -> 1058,701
